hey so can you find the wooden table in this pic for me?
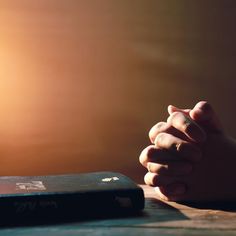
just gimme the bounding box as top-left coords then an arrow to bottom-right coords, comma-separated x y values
0,185 -> 236,236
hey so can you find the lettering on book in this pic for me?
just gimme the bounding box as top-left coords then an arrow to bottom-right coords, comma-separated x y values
16,181 -> 46,191
102,177 -> 119,182
14,200 -> 58,213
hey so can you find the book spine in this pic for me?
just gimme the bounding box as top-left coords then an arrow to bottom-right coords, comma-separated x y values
0,188 -> 144,225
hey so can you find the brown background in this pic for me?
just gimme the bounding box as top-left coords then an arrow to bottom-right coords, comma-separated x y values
0,0 -> 236,183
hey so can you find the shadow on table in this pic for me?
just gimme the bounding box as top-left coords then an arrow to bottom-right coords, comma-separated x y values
178,201 -> 236,212
116,197 -> 190,225
0,197 -> 188,228
74,197 -> 189,227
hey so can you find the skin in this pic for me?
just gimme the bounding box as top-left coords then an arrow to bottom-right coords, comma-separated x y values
139,101 -> 236,201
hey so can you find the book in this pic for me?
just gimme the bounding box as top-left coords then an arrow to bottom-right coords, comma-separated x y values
0,172 -> 144,225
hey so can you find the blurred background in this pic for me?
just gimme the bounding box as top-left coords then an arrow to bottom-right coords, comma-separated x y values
0,0 -> 236,183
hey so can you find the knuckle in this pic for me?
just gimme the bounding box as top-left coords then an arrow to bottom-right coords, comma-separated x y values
168,111 -> 181,123
148,127 -> 156,142
144,172 -> 155,186
144,172 -> 161,186
139,146 -> 154,166
148,163 -> 168,174
154,132 -> 166,145
144,173 -> 149,185
155,122 -> 167,131
149,122 -> 166,142
139,149 -> 147,166
157,164 -> 169,175
182,118 -> 193,133
168,111 -> 196,135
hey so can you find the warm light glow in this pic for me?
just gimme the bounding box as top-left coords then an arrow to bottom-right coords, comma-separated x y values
1,1 -> 232,183
0,1 -> 133,176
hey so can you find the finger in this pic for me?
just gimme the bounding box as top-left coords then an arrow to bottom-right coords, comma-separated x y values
154,187 -> 169,201
155,183 -> 187,201
190,101 -> 214,121
149,122 -> 170,143
139,145 -> 179,168
149,122 -> 189,144
147,161 -> 192,176
190,101 -> 223,132
168,102 -> 222,131
154,133 -> 202,161
167,112 -> 206,143
144,172 -> 177,187
168,105 -> 191,116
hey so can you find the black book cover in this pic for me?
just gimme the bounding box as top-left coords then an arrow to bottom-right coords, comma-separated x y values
0,172 -> 144,225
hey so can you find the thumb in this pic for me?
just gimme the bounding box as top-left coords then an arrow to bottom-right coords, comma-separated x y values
189,101 -> 223,133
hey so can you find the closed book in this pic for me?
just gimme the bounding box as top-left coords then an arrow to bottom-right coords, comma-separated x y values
0,172 -> 144,225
